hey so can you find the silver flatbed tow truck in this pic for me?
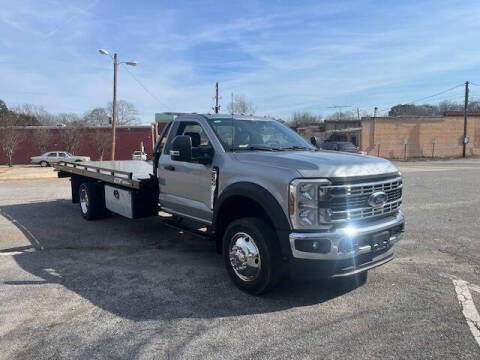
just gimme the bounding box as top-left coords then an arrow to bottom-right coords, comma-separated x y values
54,113 -> 404,294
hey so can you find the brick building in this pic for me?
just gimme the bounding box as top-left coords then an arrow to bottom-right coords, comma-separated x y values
361,112 -> 480,159
0,125 -> 165,165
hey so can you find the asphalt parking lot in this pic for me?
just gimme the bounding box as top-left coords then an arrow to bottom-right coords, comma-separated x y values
1,159 -> 479,359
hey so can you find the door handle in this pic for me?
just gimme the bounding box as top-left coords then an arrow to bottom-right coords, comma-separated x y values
164,165 -> 175,171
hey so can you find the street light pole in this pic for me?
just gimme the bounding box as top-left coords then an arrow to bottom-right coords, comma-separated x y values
98,49 -> 137,161
112,53 -> 118,160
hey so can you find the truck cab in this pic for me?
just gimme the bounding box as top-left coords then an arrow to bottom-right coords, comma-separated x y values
153,114 -> 404,293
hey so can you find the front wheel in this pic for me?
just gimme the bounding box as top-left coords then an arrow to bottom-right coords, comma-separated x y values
223,217 -> 283,294
40,161 -> 49,167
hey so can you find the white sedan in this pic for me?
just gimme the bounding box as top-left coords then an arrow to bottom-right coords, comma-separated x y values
31,151 -> 90,167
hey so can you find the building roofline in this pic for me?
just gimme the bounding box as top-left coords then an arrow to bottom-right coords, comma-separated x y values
2,125 -> 153,129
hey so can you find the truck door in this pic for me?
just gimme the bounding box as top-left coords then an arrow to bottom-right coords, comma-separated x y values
157,120 -> 215,224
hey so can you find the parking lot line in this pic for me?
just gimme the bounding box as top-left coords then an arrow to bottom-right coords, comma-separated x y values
452,279 -> 480,348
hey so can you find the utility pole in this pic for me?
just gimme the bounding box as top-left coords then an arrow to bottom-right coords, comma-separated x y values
357,107 -> 360,121
111,53 -> 118,160
463,81 -> 469,158
231,92 -> 234,115
99,49 -> 137,160
213,82 -> 220,113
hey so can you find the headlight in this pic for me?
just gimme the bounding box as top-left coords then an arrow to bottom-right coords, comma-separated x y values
289,179 -> 331,229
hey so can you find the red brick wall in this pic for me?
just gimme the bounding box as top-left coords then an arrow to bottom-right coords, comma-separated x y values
0,125 -> 165,165
361,115 -> 480,159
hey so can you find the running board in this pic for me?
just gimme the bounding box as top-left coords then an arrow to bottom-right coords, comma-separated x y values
158,217 -> 213,241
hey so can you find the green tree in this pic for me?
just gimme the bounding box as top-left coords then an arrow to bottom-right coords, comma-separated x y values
0,100 -> 8,115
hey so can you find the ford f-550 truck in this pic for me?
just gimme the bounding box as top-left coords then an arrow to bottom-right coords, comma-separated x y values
54,114 -> 404,294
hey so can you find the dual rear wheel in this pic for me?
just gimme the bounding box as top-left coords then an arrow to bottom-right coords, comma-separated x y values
78,182 -> 106,220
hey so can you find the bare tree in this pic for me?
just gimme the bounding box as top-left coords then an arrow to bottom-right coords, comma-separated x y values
107,100 -> 138,125
468,100 -> 480,112
438,101 -> 462,114
388,104 -> 442,116
325,111 -> 356,121
60,123 -> 85,154
83,107 -> 110,127
0,106 -> 40,126
0,114 -> 24,166
227,94 -> 256,115
290,112 -> 322,127
12,104 -> 56,125
33,128 -> 53,154
89,129 -> 111,160
57,112 -> 82,126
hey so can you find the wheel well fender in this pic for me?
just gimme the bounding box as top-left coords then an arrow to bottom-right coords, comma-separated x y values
213,182 -> 292,258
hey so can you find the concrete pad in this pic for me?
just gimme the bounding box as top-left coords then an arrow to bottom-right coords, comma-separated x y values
0,165 -> 57,181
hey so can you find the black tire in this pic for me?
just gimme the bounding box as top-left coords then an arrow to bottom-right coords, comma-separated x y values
78,182 -> 105,220
223,217 -> 283,294
40,161 -> 49,167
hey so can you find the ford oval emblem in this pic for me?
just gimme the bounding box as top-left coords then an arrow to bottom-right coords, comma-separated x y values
368,191 -> 388,208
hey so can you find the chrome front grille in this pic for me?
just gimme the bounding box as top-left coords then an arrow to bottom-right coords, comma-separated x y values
322,177 -> 402,222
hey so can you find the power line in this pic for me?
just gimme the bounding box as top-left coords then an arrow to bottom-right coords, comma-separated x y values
377,83 -> 464,113
121,64 -> 170,110
408,83 -> 464,103
327,105 -> 352,109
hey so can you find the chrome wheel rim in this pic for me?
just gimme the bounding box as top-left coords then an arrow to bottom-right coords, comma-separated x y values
80,188 -> 89,214
229,232 -> 261,282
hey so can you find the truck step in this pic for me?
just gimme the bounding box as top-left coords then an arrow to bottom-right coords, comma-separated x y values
158,215 -> 213,241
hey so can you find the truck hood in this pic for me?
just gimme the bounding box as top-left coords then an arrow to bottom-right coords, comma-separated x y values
233,150 -> 399,179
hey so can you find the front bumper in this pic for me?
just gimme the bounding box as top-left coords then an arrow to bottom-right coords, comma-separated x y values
289,212 -> 404,261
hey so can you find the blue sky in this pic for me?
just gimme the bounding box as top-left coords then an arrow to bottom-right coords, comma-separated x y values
1,0 -> 480,123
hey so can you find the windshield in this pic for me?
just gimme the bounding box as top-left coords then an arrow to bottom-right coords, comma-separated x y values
338,143 -> 357,150
207,118 -> 314,151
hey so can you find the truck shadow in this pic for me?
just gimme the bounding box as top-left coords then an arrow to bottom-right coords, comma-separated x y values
1,200 -> 364,321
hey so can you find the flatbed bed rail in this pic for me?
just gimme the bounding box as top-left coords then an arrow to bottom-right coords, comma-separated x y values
54,161 -> 144,189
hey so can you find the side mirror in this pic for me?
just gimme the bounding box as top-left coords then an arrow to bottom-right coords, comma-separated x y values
310,136 -> 317,147
170,135 -> 192,162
